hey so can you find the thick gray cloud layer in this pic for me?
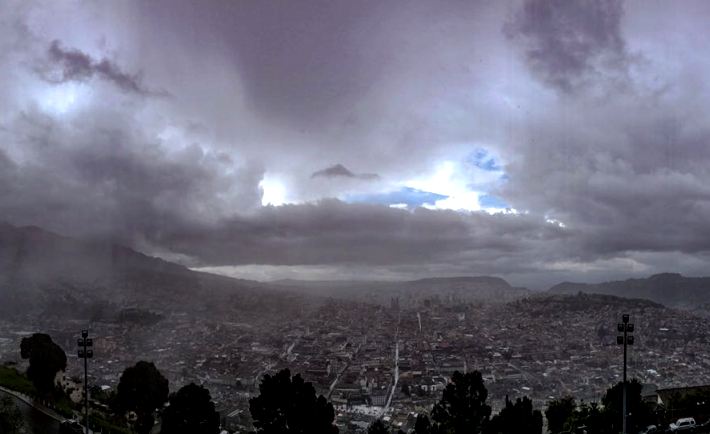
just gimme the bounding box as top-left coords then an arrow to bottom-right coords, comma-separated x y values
505,0 -> 630,93
2,0 -> 710,287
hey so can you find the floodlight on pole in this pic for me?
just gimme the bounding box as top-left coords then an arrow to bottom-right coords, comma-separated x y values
617,314 -> 634,434
77,329 -> 93,434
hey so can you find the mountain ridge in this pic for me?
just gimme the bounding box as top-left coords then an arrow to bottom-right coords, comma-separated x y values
6,222 -> 710,313
0,222 -> 304,319
548,272 -> 710,309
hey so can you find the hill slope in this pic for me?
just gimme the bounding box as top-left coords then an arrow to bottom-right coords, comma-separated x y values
549,273 -> 710,309
0,223 -> 301,319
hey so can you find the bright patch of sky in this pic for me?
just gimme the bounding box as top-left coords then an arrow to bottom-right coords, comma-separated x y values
403,147 -> 509,212
260,175 -> 287,206
261,147 -> 511,213
346,187 -> 447,208
468,148 -> 502,172
479,194 -> 509,209
37,82 -> 87,115
545,216 -> 567,228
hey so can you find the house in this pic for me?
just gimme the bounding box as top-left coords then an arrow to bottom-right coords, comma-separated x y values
655,385 -> 710,422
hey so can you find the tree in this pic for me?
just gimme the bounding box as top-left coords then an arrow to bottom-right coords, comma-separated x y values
161,383 -> 219,434
545,396 -> 576,433
572,401 -> 605,434
430,371 -> 491,434
666,388 -> 710,421
249,368 -> 338,434
0,396 -> 24,434
368,419 -> 389,434
20,333 -> 67,395
601,379 -> 653,434
487,396 -> 542,434
114,361 -> 169,434
414,414 -> 433,434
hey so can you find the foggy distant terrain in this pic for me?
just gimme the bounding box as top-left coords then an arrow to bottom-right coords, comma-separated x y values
273,276 -> 530,306
549,273 -> 710,313
5,223 -> 710,317
0,223 -> 531,316
0,223 -> 313,322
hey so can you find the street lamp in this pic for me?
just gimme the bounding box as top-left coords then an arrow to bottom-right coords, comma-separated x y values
77,330 -> 93,434
617,314 -> 634,434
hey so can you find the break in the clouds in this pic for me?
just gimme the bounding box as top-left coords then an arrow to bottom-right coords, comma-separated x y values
2,0 -> 710,288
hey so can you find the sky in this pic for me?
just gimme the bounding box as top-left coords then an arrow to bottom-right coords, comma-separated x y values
2,0 -> 710,288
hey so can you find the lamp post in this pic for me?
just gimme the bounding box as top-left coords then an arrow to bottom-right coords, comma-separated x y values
77,330 -> 93,434
617,314 -> 634,434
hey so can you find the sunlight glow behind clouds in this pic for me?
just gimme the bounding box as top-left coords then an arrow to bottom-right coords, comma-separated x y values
257,147 -> 511,213
38,83 -> 85,114
259,175 -> 287,206
405,149 -> 508,212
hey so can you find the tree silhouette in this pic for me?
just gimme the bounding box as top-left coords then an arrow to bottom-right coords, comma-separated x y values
429,371 -> 491,434
0,396 -> 24,434
601,379 -> 652,434
249,368 -> 338,434
160,383 -> 219,434
572,401 -> 604,434
542,384 -> 648,434
114,361 -> 169,434
414,414 -> 433,434
487,396 -> 542,434
368,419 -> 389,434
20,333 -> 67,395
545,396 -> 576,433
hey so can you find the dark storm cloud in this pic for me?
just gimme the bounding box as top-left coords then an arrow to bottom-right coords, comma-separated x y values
0,106 -> 569,273
0,109 -> 264,248
505,0 -> 630,93
311,164 -> 379,180
500,89 -> 710,266
40,40 -> 165,96
151,200 -> 570,268
132,0 -> 393,126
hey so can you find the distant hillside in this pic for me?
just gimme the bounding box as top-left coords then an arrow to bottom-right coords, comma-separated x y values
520,291 -> 664,312
0,223 -> 307,319
273,275 -> 530,306
0,222 -> 190,283
548,273 -> 710,310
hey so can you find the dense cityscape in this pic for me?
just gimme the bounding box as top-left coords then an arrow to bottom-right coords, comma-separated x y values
3,288 -> 710,432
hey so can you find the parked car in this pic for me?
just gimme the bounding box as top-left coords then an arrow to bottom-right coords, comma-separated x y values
639,425 -> 658,434
669,417 -> 696,432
